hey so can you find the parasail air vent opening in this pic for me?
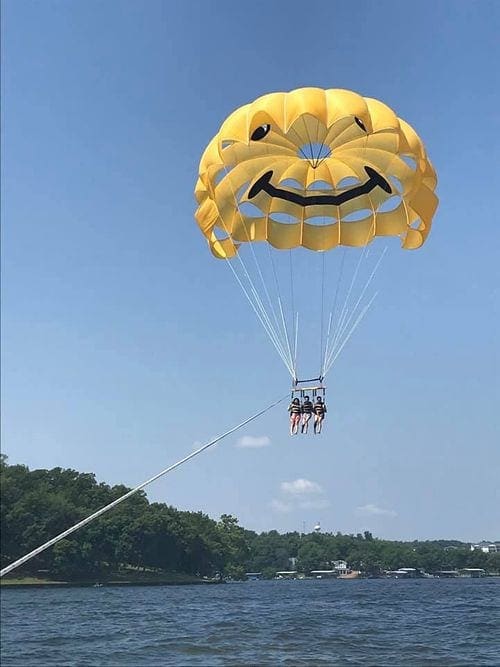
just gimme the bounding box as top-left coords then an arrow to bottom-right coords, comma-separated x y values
298,142 -> 331,165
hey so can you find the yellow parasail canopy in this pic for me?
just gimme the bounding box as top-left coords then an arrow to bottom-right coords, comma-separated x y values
195,87 -> 438,259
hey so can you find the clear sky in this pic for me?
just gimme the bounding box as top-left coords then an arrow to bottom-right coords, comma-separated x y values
2,0 -> 499,542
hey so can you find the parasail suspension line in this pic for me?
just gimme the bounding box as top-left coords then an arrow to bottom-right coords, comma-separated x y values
324,292 -> 379,375
221,166 -> 296,376
319,251 -> 326,376
332,236 -> 371,351
213,172 -> 295,377
268,245 -> 295,377
323,217 -> 377,376
327,245 -> 387,367
293,311 -> 299,379
224,259 -> 295,377
322,247 -> 346,377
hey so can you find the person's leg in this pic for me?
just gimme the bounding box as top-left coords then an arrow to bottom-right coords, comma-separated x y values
303,414 -> 310,434
317,416 -> 323,434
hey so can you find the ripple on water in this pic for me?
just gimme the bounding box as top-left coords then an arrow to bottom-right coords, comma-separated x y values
1,579 -> 500,666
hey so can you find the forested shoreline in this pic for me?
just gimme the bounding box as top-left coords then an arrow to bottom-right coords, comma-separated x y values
1,456 -> 498,582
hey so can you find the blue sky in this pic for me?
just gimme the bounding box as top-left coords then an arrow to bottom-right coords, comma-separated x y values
2,0 -> 499,541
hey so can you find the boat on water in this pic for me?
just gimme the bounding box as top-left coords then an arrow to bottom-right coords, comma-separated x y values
338,570 -> 360,579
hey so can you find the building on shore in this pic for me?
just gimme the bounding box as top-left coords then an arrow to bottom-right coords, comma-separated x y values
386,568 -> 418,578
385,567 -> 432,578
459,568 -> 486,578
332,560 -> 349,575
309,560 -> 356,579
310,570 -> 338,579
470,541 -> 500,553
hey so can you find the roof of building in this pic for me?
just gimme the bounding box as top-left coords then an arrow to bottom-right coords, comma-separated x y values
460,568 -> 486,572
310,570 -> 338,574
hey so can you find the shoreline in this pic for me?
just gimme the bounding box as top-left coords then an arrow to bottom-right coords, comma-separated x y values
1,575 -> 222,589
2,575 -> 498,589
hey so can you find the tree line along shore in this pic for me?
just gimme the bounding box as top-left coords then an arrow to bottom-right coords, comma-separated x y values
2,456 -> 498,585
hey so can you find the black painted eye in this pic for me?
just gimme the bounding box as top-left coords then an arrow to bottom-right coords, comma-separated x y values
355,117 -> 367,132
251,124 -> 271,141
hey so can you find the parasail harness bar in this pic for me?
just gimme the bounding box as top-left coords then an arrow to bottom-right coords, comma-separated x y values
291,377 -> 326,399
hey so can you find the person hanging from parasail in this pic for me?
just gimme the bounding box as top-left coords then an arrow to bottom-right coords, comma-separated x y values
301,395 -> 314,434
288,398 -> 302,435
313,397 -> 327,434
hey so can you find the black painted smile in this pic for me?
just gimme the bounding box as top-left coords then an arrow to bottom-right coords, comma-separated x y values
248,166 -> 392,206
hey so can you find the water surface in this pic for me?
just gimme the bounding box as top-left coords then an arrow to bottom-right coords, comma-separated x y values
2,579 -> 499,665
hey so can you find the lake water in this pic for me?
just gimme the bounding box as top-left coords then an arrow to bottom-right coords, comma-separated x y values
1,579 -> 499,665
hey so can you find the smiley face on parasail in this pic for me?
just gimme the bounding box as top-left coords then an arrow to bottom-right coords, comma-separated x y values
195,87 -> 438,258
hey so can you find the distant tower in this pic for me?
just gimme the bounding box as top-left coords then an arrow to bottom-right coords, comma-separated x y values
313,522 -> 321,533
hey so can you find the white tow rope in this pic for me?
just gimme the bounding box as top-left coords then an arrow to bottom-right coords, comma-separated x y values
1,394 -> 288,577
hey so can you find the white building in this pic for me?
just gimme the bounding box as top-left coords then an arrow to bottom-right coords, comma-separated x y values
275,570 -> 298,579
310,570 -> 337,578
470,541 -> 499,553
459,568 -> 486,578
386,567 -> 418,578
332,560 -> 349,575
